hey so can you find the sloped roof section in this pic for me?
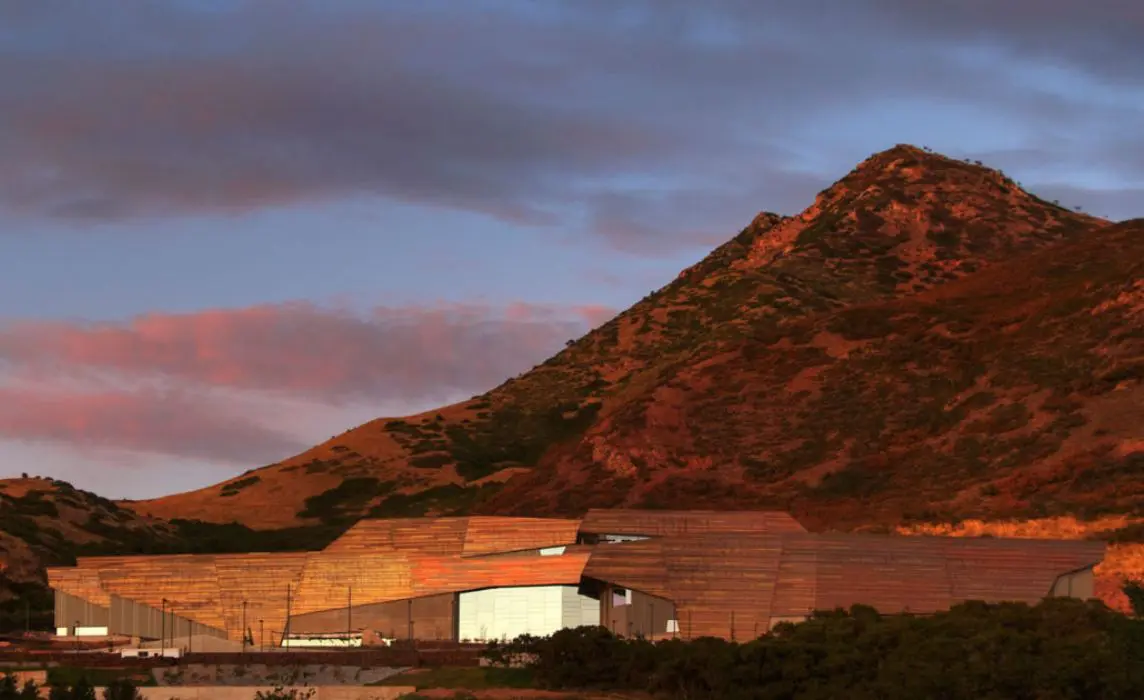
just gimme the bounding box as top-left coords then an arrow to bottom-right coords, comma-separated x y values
580,509 -> 806,537
582,537 -> 669,599
324,517 -> 470,555
324,516 -> 581,556
462,516 -> 582,556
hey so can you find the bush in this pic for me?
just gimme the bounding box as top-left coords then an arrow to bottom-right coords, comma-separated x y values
8,676 -> 140,700
484,599 -> 1144,700
253,686 -> 315,700
0,675 -> 40,700
46,678 -> 95,700
102,680 -> 141,700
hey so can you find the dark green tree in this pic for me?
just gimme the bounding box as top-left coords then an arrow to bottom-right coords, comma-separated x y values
102,680 -> 141,700
71,678 -> 96,700
1122,579 -> 1144,618
0,674 -> 18,700
48,684 -> 70,700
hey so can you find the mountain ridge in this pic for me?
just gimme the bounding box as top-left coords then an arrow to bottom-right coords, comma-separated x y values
122,143 -> 1128,530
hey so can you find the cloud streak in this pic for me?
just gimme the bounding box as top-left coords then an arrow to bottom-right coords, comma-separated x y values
1,1 -> 1140,249
0,300 -> 613,463
0,301 -> 613,404
0,385 -> 309,463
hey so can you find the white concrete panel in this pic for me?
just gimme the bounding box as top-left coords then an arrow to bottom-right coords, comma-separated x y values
459,586 -> 584,641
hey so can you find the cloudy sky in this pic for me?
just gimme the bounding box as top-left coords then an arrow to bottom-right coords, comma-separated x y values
0,0 -> 1141,498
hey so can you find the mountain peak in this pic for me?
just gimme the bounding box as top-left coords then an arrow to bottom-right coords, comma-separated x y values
129,144 -> 1125,538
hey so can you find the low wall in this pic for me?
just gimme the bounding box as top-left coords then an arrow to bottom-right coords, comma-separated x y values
0,646 -> 481,667
84,687 -> 416,700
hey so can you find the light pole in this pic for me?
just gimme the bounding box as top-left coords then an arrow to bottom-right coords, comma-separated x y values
347,586 -> 352,649
285,584 -> 292,651
259,619 -> 264,652
160,598 -> 167,651
241,600 -> 247,654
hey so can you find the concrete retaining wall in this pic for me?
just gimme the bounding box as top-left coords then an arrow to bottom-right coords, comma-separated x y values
76,687 -> 415,700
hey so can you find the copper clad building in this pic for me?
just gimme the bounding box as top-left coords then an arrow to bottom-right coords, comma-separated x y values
46,510 -> 1105,647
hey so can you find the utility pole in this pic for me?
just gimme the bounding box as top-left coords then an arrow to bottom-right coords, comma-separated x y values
160,599 -> 167,652
285,585 -> 292,651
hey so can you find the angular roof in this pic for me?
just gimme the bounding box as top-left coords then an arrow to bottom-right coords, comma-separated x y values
47,511 -> 1106,644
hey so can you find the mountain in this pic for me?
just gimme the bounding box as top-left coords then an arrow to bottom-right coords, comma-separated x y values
125,144 -> 1141,536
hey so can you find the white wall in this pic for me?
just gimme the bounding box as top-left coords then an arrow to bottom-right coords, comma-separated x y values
458,585 -> 599,641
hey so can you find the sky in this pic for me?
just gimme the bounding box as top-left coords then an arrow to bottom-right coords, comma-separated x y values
0,0 -> 1141,499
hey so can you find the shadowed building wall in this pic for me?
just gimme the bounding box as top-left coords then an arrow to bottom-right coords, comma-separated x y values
109,595 -> 227,643
55,590 -> 108,630
288,593 -> 455,641
598,584 -> 676,638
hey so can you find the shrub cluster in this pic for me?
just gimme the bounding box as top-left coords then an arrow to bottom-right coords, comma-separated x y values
0,676 -> 139,700
486,598 -> 1144,700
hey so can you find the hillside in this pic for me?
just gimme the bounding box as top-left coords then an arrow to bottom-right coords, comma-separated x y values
125,144 -> 1142,534
0,477 -> 351,632
0,477 -> 179,630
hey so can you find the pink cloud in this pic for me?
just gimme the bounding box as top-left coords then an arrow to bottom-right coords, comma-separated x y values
0,301 -> 615,405
0,386 -> 308,463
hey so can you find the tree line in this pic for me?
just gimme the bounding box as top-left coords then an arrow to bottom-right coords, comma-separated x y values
485,597 -> 1144,700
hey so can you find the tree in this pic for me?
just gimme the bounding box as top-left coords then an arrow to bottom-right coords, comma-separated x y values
71,678 -> 96,700
102,680 -> 142,700
0,674 -> 18,700
1,677 -> 40,700
1123,580 -> 1144,618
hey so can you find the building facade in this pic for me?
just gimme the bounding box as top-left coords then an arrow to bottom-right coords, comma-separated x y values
47,510 -> 1105,647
